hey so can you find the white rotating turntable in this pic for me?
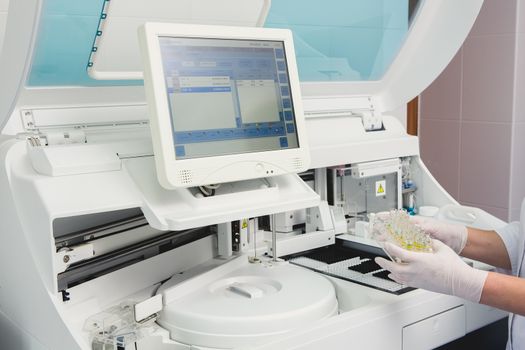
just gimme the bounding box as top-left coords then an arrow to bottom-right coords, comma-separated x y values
156,257 -> 338,349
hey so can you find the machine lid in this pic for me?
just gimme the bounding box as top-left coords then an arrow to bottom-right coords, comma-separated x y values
157,262 -> 338,349
0,0 -> 483,132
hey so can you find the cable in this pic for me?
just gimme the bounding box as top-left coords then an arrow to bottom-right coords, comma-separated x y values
198,184 -> 221,197
198,186 -> 212,197
204,183 -> 221,190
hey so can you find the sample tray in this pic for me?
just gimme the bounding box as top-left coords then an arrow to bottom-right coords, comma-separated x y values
284,241 -> 414,295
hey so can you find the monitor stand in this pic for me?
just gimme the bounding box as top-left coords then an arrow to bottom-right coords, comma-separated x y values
123,156 -> 320,231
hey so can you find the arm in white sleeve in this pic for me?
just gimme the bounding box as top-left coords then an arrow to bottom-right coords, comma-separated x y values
495,222 -> 523,276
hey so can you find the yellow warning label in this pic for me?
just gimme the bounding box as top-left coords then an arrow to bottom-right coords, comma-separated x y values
242,219 -> 248,229
375,180 -> 386,197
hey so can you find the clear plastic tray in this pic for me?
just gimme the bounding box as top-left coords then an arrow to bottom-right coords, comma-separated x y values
369,210 -> 433,256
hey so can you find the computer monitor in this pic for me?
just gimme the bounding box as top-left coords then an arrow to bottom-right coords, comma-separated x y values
139,23 -> 310,189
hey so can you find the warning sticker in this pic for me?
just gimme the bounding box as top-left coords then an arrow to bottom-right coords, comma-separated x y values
242,219 -> 248,229
375,180 -> 386,197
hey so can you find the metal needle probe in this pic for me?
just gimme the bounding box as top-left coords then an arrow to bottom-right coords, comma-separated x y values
271,213 -> 277,261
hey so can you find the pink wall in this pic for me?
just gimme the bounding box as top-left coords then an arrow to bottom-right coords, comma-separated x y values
420,0 -> 525,221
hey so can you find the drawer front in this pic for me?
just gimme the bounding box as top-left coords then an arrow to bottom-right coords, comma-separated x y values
403,305 -> 466,350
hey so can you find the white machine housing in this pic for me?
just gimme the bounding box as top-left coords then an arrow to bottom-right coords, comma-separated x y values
0,1 -> 510,350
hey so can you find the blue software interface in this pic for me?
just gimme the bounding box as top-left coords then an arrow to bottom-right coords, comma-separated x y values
158,37 -> 300,159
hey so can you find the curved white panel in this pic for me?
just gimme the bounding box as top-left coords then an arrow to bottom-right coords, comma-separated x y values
301,0 -> 484,114
378,0 -> 483,112
0,0 -> 41,133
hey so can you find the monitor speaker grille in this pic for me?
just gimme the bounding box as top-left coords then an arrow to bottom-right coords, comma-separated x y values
177,169 -> 193,185
292,157 -> 304,170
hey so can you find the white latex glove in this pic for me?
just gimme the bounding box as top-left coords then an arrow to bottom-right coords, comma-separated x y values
411,216 -> 468,254
375,239 -> 488,302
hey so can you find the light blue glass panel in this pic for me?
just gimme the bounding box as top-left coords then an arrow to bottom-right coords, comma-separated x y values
28,0 -> 139,87
27,0 -> 411,86
265,0 -> 410,81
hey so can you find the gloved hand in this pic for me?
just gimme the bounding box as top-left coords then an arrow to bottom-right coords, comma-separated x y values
411,216 -> 468,254
375,239 -> 488,302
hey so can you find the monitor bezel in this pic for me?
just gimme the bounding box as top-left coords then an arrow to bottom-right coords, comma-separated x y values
139,22 -> 310,189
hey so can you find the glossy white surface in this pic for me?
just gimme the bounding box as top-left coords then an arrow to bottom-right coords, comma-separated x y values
158,259 -> 338,348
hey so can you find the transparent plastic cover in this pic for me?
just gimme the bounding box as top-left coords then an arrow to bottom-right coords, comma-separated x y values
369,210 -> 433,253
27,0 -> 417,86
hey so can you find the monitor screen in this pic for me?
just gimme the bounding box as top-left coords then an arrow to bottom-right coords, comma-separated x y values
158,37 -> 300,160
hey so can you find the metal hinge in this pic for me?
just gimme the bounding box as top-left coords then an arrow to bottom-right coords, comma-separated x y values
21,110 -> 37,131
358,110 -> 384,131
20,130 -> 87,147
21,110 -> 88,146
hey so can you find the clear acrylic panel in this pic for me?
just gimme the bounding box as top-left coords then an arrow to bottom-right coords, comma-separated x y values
27,0 -> 421,87
265,0 -> 420,82
28,0 -> 138,87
